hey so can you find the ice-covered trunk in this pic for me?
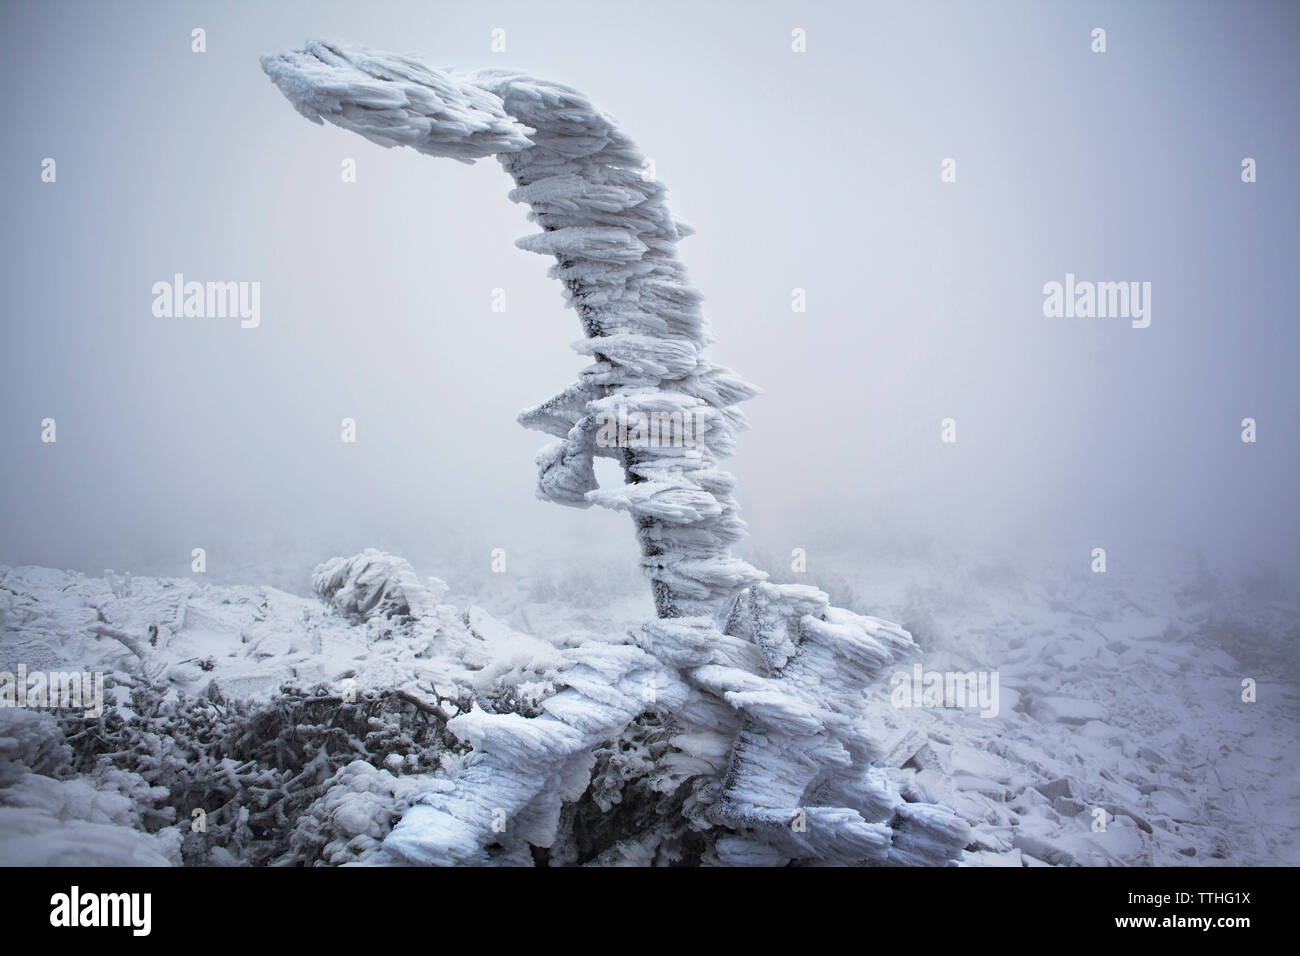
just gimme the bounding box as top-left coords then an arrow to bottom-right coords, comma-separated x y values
263,43 -> 968,866
261,41 -> 760,622
481,88 -> 765,625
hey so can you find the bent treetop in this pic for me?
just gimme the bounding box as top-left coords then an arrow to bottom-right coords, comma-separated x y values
264,40 -> 967,866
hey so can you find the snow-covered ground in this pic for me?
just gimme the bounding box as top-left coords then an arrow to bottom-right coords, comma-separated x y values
1,546 -> 1295,866
827,551 -> 1300,866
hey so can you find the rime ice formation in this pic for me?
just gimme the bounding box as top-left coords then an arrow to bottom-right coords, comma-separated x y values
6,557 -> 1293,866
313,549 -> 442,623
264,41 -> 967,865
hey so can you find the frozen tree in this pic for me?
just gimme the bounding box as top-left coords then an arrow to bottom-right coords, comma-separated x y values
263,42 -> 967,865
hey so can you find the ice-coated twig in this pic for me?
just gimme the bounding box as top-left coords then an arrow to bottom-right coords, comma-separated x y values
88,622 -> 150,661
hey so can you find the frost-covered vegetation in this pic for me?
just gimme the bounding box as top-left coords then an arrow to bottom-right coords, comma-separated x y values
256,41 -> 975,865
2,546 -> 1295,866
1,40 -> 1293,869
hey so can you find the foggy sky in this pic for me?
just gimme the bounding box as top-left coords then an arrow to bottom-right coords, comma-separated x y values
2,0 -> 1297,591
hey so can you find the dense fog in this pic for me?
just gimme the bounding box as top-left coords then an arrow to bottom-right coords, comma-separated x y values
3,0 -> 1297,595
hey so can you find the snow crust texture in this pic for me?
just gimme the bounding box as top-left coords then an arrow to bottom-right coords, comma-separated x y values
2,553 -> 1294,866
